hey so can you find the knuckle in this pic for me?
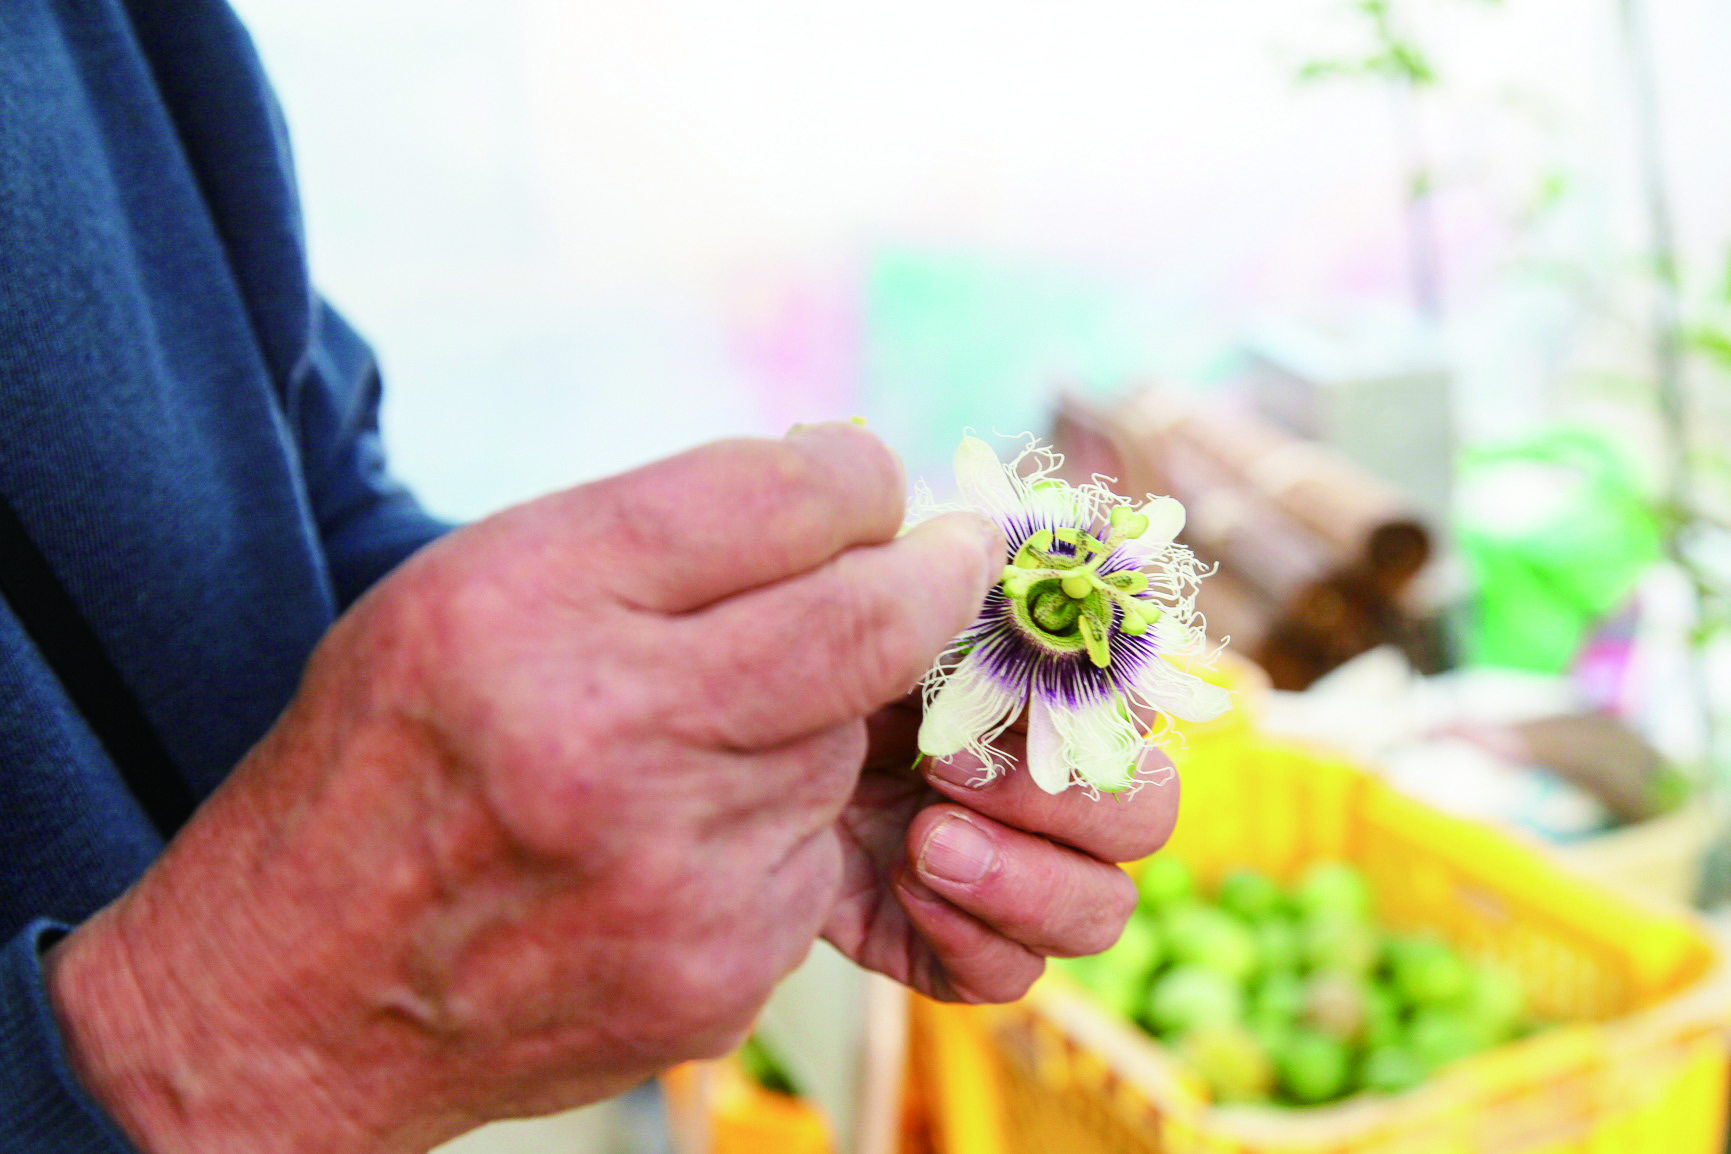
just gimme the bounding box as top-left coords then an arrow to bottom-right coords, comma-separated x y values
1107,817 -> 1174,865
684,1024 -> 755,1063
779,429 -> 904,544
749,441 -> 830,532
763,438 -> 822,489
1096,775 -> 1181,863
590,475 -> 669,559
410,552 -> 506,656
951,954 -> 1046,1005
805,721 -> 870,787
842,430 -> 906,512
634,940 -> 778,1049
821,562 -> 925,712
1140,776 -> 1183,855
673,437 -> 804,506
1039,864 -> 1136,958
789,423 -> 901,490
1108,867 -> 1140,922
1073,870 -> 1139,955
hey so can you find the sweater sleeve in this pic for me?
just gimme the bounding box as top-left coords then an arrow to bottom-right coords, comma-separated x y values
0,308 -> 441,1153
0,920 -> 139,1153
292,299 -> 454,611
121,1 -> 452,610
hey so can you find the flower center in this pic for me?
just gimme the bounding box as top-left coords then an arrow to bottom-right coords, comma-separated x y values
1028,584 -> 1082,634
998,508 -> 1164,669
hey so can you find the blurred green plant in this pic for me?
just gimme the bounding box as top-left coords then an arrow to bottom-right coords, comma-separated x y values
1296,0 -> 1731,887
738,1033 -> 802,1098
1296,0 -> 1449,90
1684,253 -> 1731,381
1454,429 -> 1663,672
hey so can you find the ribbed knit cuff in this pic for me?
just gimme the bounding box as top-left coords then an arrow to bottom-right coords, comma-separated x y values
0,918 -> 138,1152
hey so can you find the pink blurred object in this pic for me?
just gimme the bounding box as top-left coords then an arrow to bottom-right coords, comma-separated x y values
1571,601 -> 1640,715
730,271 -> 862,433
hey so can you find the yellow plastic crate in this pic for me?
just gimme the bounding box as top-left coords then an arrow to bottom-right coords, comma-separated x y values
912,732 -> 1731,1154
661,1058 -> 834,1154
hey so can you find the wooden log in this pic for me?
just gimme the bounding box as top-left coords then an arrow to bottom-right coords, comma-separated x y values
1049,387 -> 1441,689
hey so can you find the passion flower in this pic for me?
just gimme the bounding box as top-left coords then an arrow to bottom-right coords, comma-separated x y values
915,435 -> 1229,794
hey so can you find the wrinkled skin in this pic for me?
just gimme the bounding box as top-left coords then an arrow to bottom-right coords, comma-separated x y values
835,697 -> 1177,1004
45,424 -> 1179,1153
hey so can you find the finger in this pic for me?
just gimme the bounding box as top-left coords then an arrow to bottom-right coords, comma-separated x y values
687,720 -> 870,839
862,693 -> 924,775
576,424 -> 907,613
922,732 -> 1180,863
892,874 -> 1047,1004
906,805 -> 1137,957
666,513 -> 1001,749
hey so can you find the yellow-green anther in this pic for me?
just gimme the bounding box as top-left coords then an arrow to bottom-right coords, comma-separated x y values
1120,609 -> 1148,636
1061,573 -> 1093,600
1027,529 -> 1054,553
1054,528 -> 1082,546
1136,600 -> 1163,624
1078,615 -> 1111,668
1126,512 -> 1150,539
1106,570 -> 1149,594
1110,505 -> 1132,529
1083,588 -> 1112,630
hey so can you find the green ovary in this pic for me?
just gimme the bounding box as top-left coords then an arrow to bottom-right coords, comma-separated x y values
1000,519 -> 1161,668
1029,585 -> 1082,634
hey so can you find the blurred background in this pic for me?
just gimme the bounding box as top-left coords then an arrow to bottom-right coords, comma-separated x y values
231,0 -> 1731,515
227,0 -> 1731,1149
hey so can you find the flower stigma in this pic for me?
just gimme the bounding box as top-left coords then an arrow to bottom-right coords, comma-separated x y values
996,506 -> 1169,668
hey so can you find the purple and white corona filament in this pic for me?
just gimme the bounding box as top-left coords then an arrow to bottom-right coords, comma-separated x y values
916,436 -> 1230,795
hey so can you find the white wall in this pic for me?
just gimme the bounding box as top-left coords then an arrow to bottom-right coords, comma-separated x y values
228,0 -> 1731,519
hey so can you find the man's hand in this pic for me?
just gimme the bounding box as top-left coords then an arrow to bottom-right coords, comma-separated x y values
42,422 -> 1169,1153
825,697 -> 1177,1003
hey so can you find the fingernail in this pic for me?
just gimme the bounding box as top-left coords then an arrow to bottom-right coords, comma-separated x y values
783,420 -> 850,440
918,815 -> 997,885
925,756 -> 987,790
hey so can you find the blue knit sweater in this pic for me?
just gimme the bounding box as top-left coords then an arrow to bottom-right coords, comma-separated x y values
0,1 -> 448,1146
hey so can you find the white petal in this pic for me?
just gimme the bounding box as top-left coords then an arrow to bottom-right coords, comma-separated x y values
1050,693 -> 1145,792
1136,496 -> 1186,545
1024,694 -> 1072,794
954,436 -> 1022,523
1023,479 -> 1083,526
919,651 -> 1023,759
1131,657 -> 1232,724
